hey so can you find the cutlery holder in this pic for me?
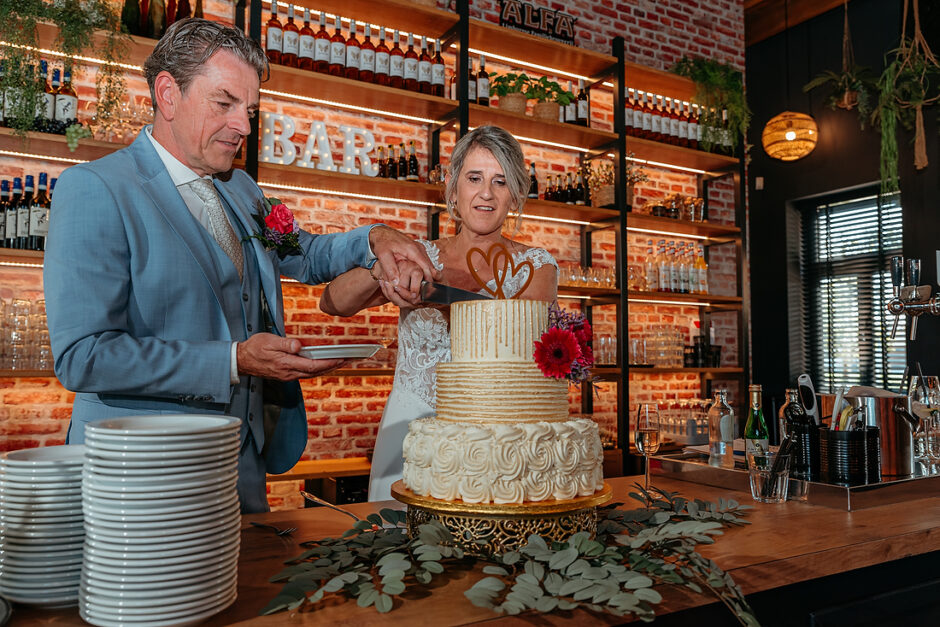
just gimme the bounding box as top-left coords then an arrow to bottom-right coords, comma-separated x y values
789,421 -> 819,481
818,426 -> 881,485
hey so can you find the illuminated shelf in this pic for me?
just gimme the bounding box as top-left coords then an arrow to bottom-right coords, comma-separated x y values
624,61 -> 697,102
36,22 -> 153,69
0,249 -> 44,267
0,127 -> 125,163
522,199 -> 618,224
291,0 -> 458,40
627,290 -> 742,310
626,213 -> 741,241
625,136 -> 739,174
628,367 -> 744,375
468,18 -> 617,79
470,104 -> 617,151
558,286 -> 620,302
257,162 -> 444,205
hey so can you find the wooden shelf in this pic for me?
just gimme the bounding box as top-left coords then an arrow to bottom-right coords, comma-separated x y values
592,367 -> 622,381
468,18 -> 618,79
624,60 -> 697,102
626,213 -> 741,241
0,127 -> 126,164
628,367 -> 744,375
0,249 -> 44,267
0,370 -> 54,377
627,290 -> 742,309
626,136 -> 739,174
37,22 -> 154,70
256,162 -> 445,205
295,0 -> 458,41
522,198 -> 619,224
558,286 -> 619,304
469,104 -> 618,151
332,368 -> 395,377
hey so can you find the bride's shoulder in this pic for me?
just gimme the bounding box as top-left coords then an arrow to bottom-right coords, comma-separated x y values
512,244 -> 558,270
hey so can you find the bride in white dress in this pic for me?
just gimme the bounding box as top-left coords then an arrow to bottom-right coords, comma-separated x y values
321,126 -> 558,501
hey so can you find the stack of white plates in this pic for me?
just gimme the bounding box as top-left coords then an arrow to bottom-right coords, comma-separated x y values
80,415 -> 241,627
0,445 -> 86,608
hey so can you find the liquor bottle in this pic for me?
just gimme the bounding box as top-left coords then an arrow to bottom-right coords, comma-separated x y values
448,69 -> 456,100
656,240 -> 669,292
344,19 -> 360,81
0,180 -> 8,247
549,174 -> 562,204
264,4 -> 282,65
121,0 -> 141,36
406,141 -> 420,182
313,12 -> 330,73
694,244 -> 708,294
639,92 -> 653,140
328,15 -> 345,77
527,163 -> 538,199
417,36 -> 432,95
644,240 -> 657,292
397,143 -> 407,181
376,146 -> 387,178
40,61 -> 55,133
6,178 -> 21,248
389,30 -> 404,89
649,94 -> 663,141
544,176 -> 555,202
54,70 -> 78,127
281,5 -> 300,68
49,177 -> 56,198
678,101 -> 690,148
374,27 -> 390,86
402,33 -> 418,91
745,384 -> 770,461
677,243 -> 690,294
565,81 -> 577,125
165,0 -> 177,30
466,58 -> 476,103
624,88 -> 636,135
298,8 -> 315,71
576,79 -> 589,126
174,0 -> 191,22
30,172 -> 50,251
193,0 -> 202,19
690,104 -> 701,150
430,39 -> 445,97
18,175 -> 33,250
562,173 -> 574,205
476,56 -> 490,106
574,172 -> 585,206
358,24 -> 375,83
147,0 -> 166,38
667,98 -> 680,145
0,61 -> 5,127
778,388 -> 806,442
721,108 -> 732,151
386,144 -> 398,180
707,390 -> 736,469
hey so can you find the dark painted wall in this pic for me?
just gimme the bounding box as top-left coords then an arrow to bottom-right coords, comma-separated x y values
746,0 -> 940,409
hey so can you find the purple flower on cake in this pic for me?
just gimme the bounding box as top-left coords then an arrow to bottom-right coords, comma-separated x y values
533,303 -> 594,384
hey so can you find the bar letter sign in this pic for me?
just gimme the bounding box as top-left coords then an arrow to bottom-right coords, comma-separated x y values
499,0 -> 577,45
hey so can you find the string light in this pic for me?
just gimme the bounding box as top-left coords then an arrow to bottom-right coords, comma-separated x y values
258,180 -> 446,208
626,227 -> 709,240
0,149 -> 87,164
629,297 -> 715,307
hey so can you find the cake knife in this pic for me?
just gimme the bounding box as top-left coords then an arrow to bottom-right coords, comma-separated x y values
420,281 -> 494,304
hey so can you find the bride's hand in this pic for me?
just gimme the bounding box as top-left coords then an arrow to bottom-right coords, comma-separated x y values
372,260 -> 424,308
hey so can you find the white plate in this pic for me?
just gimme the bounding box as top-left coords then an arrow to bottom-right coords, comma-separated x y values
299,343 -> 382,360
84,448 -> 238,469
0,525 -> 85,540
83,458 -> 238,479
0,580 -> 79,595
0,587 -> 78,609
80,546 -> 238,577
79,589 -> 235,626
84,509 -> 240,538
1,511 -> 84,524
84,439 -> 240,462
80,571 -> 237,601
0,445 -> 86,466
82,469 -> 236,492
1,499 -> 82,512
0,506 -> 84,519
84,415 -> 240,438
83,479 -> 236,502
82,491 -> 236,518
83,531 -> 236,561
0,539 -> 84,553
0,466 -> 84,480
83,541 -> 239,569
0,478 -> 82,490
0,491 -> 82,504
0,546 -> 84,563
81,582 -> 236,615
84,434 -> 238,454
0,518 -> 84,533
80,554 -> 235,585
83,516 -> 240,548
0,564 -> 81,579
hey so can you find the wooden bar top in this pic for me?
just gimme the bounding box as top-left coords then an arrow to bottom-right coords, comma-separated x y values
9,475 -> 940,626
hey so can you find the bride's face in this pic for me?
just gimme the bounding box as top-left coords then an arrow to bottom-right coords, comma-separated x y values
453,147 -> 515,237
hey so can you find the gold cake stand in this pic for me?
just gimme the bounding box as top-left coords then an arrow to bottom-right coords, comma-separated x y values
390,481 -> 613,555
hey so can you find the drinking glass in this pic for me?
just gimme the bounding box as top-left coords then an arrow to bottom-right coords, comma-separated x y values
635,403 -> 661,492
746,450 -> 791,503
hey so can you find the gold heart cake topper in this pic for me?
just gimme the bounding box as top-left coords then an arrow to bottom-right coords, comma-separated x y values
466,243 -> 534,299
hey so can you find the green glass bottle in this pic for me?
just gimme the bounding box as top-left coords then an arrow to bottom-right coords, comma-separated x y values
744,383 -> 769,461
121,0 -> 141,37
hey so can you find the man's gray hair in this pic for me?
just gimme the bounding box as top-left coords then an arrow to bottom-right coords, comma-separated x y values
143,18 -> 268,111
445,126 -> 529,226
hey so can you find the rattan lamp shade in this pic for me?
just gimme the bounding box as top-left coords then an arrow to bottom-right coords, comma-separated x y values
761,111 -> 818,161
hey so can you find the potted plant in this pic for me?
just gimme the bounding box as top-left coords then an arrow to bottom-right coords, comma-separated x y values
671,56 -> 750,153
803,66 -> 878,116
490,73 -> 530,114
585,156 -> 649,209
526,76 -> 571,122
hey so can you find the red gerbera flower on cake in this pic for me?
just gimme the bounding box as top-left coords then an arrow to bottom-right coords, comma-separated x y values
533,327 -> 582,379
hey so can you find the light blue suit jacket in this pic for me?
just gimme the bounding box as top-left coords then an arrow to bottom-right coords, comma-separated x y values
44,130 -> 373,487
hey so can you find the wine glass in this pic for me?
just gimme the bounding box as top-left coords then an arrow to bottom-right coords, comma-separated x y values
635,403 -> 661,493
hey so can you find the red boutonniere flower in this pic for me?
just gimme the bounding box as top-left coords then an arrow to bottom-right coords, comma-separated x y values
533,303 -> 594,384
249,197 -> 303,258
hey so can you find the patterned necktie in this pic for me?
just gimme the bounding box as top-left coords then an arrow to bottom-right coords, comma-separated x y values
189,178 -> 244,282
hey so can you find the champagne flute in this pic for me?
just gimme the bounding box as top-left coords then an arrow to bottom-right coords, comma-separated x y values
635,403 -> 661,493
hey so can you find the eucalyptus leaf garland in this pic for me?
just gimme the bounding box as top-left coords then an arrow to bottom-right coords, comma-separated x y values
261,486 -> 760,626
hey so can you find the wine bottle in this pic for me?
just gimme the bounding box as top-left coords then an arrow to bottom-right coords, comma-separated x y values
264,4 -> 282,65
668,97 -> 681,145
467,58 -> 476,103
544,176 -> 555,202
678,100 -> 690,147
30,172 -> 50,251
6,178 -> 20,248
0,180 -> 8,247
344,19 -> 360,81
174,0 -> 191,23
402,33 -> 418,92
54,69 -> 78,128
527,163 -> 538,199
694,244 -> 708,294
563,173 -> 575,205
386,144 -> 398,180
656,240 -> 670,292
576,79 -> 589,126
121,0 -> 141,36
18,175 -> 33,250
328,15 -> 345,77
707,390 -> 736,469
554,174 -> 566,204
376,146 -> 387,178
574,172 -> 585,206
358,24 -> 375,83
407,141 -> 419,182
374,28 -> 390,86
639,92 -> 652,140
165,0 -> 177,30
417,36 -> 432,95
690,104 -> 701,150
193,0 -> 202,18
388,30 -> 404,89
778,388 -> 807,442
430,39 -> 445,97
281,4 -> 300,68
298,8 -> 315,71
745,384 -> 769,461
565,81 -> 577,125
397,143 -> 407,181
313,12 -> 330,73
476,55 -> 489,106
0,61 -> 6,128
644,240 -> 657,292
624,88 -> 636,135
40,61 -> 55,133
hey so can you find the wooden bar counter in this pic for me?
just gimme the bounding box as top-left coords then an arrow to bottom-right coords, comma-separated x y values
9,475 -> 940,626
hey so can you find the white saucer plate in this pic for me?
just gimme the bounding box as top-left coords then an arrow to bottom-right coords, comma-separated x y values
299,343 -> 382,360
84,415 -> 240,438
83,516 -> 240,548
80,546 -> 238,577
80,555 -> 236,586
0,445 -> 86,466
79,589 -> 235,626
83,509 -> 240,538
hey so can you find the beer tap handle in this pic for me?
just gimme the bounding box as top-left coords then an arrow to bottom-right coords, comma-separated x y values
906,258 -> 921,292
910,315 -> 919,342
891,255 -> 904,297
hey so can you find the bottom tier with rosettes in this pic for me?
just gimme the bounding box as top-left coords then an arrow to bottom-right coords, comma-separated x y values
401,417 -> 604,504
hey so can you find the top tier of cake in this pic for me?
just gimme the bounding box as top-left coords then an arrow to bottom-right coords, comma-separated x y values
449,299 -> 547,363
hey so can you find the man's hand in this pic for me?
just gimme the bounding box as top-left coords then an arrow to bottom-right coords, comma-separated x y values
236,334 -> 345,380
371,259 -> 425,307
369,226 -> 438,285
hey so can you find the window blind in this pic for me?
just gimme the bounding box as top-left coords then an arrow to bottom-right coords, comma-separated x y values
801,190 -> 905,393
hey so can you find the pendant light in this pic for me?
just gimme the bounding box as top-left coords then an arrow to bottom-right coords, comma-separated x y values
761,0 -> 818,161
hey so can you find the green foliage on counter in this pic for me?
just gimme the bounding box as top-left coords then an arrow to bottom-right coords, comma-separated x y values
261,486 -> 759,626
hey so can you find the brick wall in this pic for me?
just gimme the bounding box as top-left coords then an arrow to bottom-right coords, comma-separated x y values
0,0 -> 745,510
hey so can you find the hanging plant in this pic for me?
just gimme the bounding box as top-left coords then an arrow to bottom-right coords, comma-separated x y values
671,56 -> 751,154
0,0 -> 128,144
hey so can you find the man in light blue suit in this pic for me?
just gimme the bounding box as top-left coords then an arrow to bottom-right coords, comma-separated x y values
43,19 -> 433,513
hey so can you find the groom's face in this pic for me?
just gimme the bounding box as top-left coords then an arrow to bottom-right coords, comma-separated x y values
170,50 -> 260,176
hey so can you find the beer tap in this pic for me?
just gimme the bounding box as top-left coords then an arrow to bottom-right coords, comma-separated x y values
906,258 -> 923,341
886,255 -> 936,342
